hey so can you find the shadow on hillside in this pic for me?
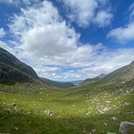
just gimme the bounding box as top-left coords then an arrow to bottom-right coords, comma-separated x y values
0,79 -> 33,86
0,79 -> 16,85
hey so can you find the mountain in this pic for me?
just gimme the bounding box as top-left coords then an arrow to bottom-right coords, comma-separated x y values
71,80 -> 84,85
83,73 -> 106,83
0,47 -> 38,78
80,61 -> 134,89
0,47 -> 41,85
98,61 -> 134,86
40,77 -> 75,88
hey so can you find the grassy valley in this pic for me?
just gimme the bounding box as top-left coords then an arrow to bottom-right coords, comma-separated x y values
0,81 -> 133,134
0,47 -> 134,134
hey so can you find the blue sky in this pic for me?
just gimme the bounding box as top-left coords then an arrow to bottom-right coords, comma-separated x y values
0,0 -> 134,81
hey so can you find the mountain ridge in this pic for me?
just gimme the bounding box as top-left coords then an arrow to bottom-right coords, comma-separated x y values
83,73 -> 106,83
99,60 -> 134,85
0,47 -> 38,79
0,47 -> 49,88
41,77 -> 75,88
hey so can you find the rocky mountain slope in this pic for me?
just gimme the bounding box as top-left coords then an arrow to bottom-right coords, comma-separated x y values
83,73 -> 106,83
81,61 -> 134,88
98,61 -> 134,86
0,47 -> 38,78
0,47 -> 46,86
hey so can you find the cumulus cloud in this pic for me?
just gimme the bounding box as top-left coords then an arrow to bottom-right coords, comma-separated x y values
63,0 -> 97,27
34,65 -> 60,79
4,0 -> 133,80
9,1 -> 104,68
107,22 -> 134,43
108,2 -> 134,43
94,10 -> 113,27
61,0 -> 113,27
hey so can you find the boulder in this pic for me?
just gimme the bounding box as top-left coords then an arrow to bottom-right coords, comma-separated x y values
119,121 -> 134,134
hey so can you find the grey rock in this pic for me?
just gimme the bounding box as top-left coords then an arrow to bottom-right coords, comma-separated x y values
107,132 -> 116,134
12,103 -> 16,106
119,121 -> 134,134
44,110 -> 53,116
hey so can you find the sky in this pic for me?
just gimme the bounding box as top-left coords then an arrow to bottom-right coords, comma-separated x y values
0,0 -> 134,81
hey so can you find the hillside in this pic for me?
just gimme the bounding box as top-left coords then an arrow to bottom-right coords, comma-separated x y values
0,47 -> 39,85
0,47 -> 49,88
81,61 -> 134,87
0,62 -> 33,84
0,47 -> 38,79
83,73 -> 106,83
98,61 -> 134,86
41,77 -> 75,88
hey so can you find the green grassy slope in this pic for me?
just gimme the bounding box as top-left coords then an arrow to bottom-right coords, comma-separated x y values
0,81 -> 133,134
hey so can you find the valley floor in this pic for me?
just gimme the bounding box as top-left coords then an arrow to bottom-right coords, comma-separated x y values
0,84 -> 134,134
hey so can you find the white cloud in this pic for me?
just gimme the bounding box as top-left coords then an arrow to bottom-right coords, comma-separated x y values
108,2 -> 134,43
0,0 -> 40,6
63,0 -> 97,27
34,65 -> 60,79
0,0 -> 23,6
50,48 -> 134,80
107,22 -> 134,43
94,10 -> 113,27
62,0 -> 112,27
9,1 -> 104,68
0,0 -> 12,4
20,23 -> 78,57
9,1 -> 60,36
0,28 -> 5,38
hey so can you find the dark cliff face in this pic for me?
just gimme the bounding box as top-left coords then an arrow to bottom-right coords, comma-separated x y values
0,47 -> 38,79
0,47 -> 39,84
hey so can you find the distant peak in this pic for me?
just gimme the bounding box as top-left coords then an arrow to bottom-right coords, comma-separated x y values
96,73 -> 106,78
130,60 -> 134,64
